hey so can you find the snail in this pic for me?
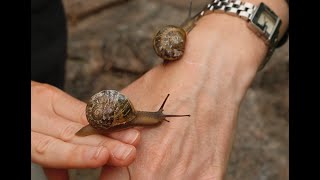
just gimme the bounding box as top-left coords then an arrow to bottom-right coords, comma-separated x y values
153,1 -> 210,61
75,90 -> 190,136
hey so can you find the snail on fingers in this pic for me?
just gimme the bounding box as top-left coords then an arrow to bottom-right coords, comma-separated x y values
76,90 -> 190,136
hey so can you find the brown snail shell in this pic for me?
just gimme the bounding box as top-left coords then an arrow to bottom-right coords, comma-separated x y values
76,90 -> 190,136
86,90 -> 137,131
153,25 -> 187,61
152,1 -> 210,61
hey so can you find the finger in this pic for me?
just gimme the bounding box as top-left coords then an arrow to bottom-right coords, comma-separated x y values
32,131 -> 138,167
32,82 -> 87,124
86,136 -> 138,167
105,129 -> 141,146
32,111 -> 140,166
50,84 -> 88,124
70,130 -> 138,166
31,131 -> 110,169
32,114 -> 140,146
43,168 -> 68,180
71,128 -> 139,166
72,132 -> 140,166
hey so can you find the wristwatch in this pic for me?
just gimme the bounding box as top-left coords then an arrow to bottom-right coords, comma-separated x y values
203,0 -> 282,70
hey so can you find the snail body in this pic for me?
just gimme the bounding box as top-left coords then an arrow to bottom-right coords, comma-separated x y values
153,2 -> 210,61
76,90 -> 190,136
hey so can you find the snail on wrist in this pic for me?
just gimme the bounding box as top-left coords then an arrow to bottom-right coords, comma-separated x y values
153,1 -> 210,61
75,90 -> 190,136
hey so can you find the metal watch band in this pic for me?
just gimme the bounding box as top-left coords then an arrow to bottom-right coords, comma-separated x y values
204,0 -> 256,21
197,0 -> 282,70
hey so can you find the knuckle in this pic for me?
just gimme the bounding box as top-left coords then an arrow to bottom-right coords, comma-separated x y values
40,83 -> 57,92
34,83 -> 52,92
98,139 -> 110,147
59,123 -> 77,141
34,135 -> 56,154
32,83 -> 56,98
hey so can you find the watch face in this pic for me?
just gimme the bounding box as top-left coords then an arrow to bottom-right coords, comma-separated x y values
257,11 -> 276,35
251,3 -> 281,42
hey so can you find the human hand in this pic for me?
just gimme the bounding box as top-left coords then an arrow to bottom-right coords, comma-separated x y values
31,81 -> 141,179
99,0 -> 288,179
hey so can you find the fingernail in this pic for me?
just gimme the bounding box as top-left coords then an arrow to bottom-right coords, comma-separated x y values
113,144 -> 133,160
122,130 -> 140,144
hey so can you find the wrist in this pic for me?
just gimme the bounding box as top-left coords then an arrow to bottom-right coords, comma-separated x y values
179,0 -> 288,101
181,15 -> 263,103
187,0 -> 288,66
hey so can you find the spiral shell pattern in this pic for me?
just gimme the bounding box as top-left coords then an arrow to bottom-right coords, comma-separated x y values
153,25 -> 187,61
86,90 -> 136,130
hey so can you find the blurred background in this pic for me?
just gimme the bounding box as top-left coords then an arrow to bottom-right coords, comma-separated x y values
61,0 -> 288,179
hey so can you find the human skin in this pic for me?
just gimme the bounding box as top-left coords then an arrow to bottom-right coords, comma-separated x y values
31,81 -> 141,180
31,0 -> 288,179
99,0 -> 289,179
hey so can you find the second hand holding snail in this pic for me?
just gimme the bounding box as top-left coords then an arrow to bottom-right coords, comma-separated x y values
76,90 -> 190,137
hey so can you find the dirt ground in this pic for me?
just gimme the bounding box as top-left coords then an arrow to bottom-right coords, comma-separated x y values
62,0 -> 289,179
